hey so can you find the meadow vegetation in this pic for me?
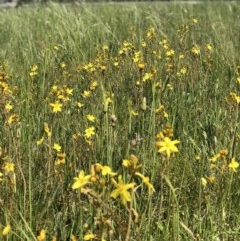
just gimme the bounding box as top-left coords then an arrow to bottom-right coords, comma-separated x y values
0,2 -> 240,240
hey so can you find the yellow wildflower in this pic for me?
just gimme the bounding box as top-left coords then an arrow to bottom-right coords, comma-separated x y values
142,72 -> 153,82
44,123 -> 51,137
90,81 -> 98,91
131,110 -> 138,116
72,170 -> 91,192
71,235 -> 77,241
138,63 -> 145,70
191,45 -> 200,55
180,67 -> 187,75
141,41 -> 147,47
83,232 -> 95,240
6,114 -> 19,125
53,143 -> 61,152
209,153 -> 220,162
166,49 -> 175,57
29,64 -> 38,77
86,114 -> 96,122
37,229 -> 46,241
76,102 -> 84,108
52,236 -> 57,241
101,166 -> 117,176
84,127 -> 95,139
55,153 -> 66,165
208,175 -> 215,183
50,101 -> 62,113
3,162 -> 15,172
201,177 -> 207,187
2,224 -> 11,236
111,175 -> 135,206
136,172 -> 155,195
219,149 -> 228,159
82,90 -> 91,98
60,62 -> 66,68
37,137 -> 44,145
205,43 -> 213,52
5,102 -> 13,112
179,54 -> 184,59
65,87 -> 73,95
228,157 -> 239,172
122,154 -> 141,170
102,44 -> 109,51
237,77 -> 240,85
156,137 -> 180,158
192,18 -> 198,24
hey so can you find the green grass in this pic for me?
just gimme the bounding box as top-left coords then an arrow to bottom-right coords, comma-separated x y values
0,2 -> 240,240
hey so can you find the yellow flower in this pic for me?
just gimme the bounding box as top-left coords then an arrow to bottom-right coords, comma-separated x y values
60,62 -> 66,68
208,175 -> 215,183
44,123 -> 51,137
100,65 -> 107,71
111,175 -> 135,206
72,170 -> 91,192
29,64 -> 38,77
192,18 -> 198,24
237,77 -> 240,85
84,127 -> 95,139
101,166 -> 117,176
55,152 -> 66,166
0,172 -> 3,182
179,54 -> 184,59
209,153 -> 220,162
102,44 -> 109,51
83,232 -> 95,240
136,172 -> 155,195
122,154 -> 141,170
50,101 -> 62,113
2,224 -> 11,236
86,114 -> 96,122
201,177 -> 207,187
6,114 -> 19,125
53,143 -> 61,152
31,65 -> 38,72
141,41 -> 147,47
94,163 -> 117,176
191,45 -> 200,55
65,87 -> 73,95
205,43 -> 213,51
3,162 -> 15,172
166,49 -> 175,57
156,137 -> 180,158
228,157 -> 239,172
37,229 -> 46,241
71,235 -> 77,241
37,137 -> 44,145
142,72 -> 153,82
5,102 -> 13,112
180,67 -> 187,75
90,81 -> 98,91
131,110 -> 138,116
52,236 -> 57,241
138,63 -> 145,70
76,102 -> 84,108
82,90 -> 91,98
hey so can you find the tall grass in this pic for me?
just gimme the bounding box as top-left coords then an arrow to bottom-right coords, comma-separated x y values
0,2 -> 240,240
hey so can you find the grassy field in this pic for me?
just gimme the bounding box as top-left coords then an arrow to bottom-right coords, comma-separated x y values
0,2 -> 240,240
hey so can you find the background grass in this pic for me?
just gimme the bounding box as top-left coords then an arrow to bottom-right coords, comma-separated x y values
0,2 -> 240,240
